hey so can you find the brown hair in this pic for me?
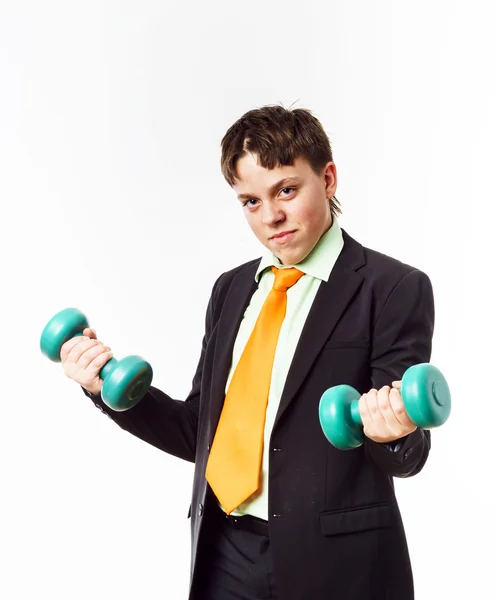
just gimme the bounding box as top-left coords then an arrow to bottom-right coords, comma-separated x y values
220,104 -> 341,216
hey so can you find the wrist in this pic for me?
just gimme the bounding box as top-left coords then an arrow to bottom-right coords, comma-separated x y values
83,385 -> 101,396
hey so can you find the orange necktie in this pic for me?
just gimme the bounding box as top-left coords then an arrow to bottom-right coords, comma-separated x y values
206,266 -> 305,514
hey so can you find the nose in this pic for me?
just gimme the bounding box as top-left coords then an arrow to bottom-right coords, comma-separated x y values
262,203 -> 285,226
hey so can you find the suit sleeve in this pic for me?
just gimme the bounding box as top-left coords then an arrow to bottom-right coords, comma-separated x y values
82,274 -> 223,464
364,268 -> 435,478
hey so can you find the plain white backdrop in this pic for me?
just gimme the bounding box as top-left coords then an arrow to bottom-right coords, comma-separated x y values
1,0 -> 494,598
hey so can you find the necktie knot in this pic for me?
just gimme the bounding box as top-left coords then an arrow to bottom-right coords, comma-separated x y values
271,266 -> 304,291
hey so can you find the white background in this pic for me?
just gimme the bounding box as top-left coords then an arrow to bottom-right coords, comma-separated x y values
1,0 -> 494,598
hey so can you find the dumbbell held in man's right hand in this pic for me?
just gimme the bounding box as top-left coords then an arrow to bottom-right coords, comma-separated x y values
318,363 -> 451,450
40,307 -> 153,411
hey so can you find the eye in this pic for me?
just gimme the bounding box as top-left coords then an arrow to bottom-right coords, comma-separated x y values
280,187 -> 296,197
242,198 -> 259,208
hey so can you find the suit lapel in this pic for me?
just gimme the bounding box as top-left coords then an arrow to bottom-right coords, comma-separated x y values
273,230 -> 366,428
208,262 -> 259,428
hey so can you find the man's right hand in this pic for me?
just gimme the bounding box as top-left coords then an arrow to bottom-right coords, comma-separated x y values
60,328 -> 113,396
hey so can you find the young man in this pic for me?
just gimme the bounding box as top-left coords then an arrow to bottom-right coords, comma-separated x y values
61,106 -> 434,599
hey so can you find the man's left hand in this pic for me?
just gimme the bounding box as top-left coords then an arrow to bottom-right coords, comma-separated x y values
358,381 -> 417,443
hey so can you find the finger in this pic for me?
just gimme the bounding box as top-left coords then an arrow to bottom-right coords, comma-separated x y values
60,335 -> 95,361
359,389 -> 382,431
87,350 -> 114,375
76,343 -> 112,370
376,385 -> 403,428
358,393 -> 372,429
389,387 -> 415,427
83,327 -> 97,339
368,388 -> 389,427
66,338 -> 104,365
392,380 -> 401,389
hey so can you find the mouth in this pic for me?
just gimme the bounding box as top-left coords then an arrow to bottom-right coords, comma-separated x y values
270,230 -> 296,244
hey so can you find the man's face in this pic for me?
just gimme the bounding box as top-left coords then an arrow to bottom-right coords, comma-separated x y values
233,153 -> 337,265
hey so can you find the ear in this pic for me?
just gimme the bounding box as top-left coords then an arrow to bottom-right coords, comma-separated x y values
323,162 -> 337,198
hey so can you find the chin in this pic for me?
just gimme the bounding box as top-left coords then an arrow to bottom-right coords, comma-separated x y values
279,252 -> 301,266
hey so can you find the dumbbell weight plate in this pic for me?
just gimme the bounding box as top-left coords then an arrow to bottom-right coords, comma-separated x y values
101,355 -> 153,411
40,308 -> 88,361
401,363 -> 451,428
319,384 -> 364,450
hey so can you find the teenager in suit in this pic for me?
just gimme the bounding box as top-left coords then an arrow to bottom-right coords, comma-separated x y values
60,105 -> 435,599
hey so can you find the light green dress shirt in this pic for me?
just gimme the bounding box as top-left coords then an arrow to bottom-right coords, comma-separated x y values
223,217 -> 345,520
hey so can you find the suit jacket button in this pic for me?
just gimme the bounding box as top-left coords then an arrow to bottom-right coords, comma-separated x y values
198,503 -> 204,516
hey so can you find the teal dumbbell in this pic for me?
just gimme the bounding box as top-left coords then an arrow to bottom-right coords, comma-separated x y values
319,363 -> 451,450
40,307 -> 153,411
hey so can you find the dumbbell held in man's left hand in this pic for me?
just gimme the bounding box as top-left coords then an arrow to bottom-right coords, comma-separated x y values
318,363 -> 451,450
40,307 -> 153,411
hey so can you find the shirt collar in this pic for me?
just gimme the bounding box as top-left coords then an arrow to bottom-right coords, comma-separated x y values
255,217 -> 344,283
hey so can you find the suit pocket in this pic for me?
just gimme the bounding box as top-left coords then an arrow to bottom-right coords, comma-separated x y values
320,503 -> 391,536
323,339 -> 370,349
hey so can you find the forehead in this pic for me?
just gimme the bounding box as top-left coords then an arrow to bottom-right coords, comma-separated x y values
233,153 -> 313,192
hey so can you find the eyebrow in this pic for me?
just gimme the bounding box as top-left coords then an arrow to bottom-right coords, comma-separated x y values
237,177 -> 302,201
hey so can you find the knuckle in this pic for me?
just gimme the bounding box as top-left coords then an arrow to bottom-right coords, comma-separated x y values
89,344 -> 105,357
95,351 -> 111,366
94,353 -> 106,364
367,398 -> 378,412
378,398 -> 389,411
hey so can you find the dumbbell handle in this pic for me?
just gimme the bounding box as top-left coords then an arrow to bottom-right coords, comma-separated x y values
348,385 -> 406,426
349,401 -> 362,426
100,358 -> 118,379
335,381 -> 435,429
344,373 -> 449,428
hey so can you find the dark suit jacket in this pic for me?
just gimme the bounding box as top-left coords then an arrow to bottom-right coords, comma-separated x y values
84,229 -> 435,600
